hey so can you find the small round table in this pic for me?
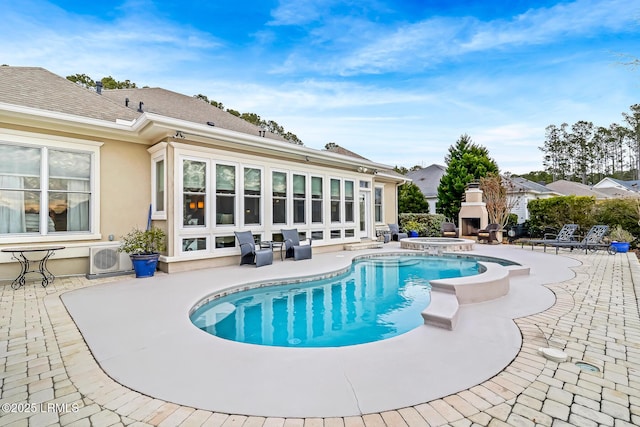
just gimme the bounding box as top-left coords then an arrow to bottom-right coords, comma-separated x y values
1,246 -> 65,289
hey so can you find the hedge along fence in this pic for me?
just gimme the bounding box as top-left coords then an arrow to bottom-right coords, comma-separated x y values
526,195 -> 640,242
399,213 -> 446,237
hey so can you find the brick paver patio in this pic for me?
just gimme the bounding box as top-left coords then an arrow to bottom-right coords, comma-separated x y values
1,248 -> 639,426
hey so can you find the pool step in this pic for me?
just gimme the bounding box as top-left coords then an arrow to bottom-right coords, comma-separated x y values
343,241 -> 384,251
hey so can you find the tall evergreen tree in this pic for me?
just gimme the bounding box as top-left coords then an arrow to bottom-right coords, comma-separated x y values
436,134 -> 498,222
398,182 -> 429,213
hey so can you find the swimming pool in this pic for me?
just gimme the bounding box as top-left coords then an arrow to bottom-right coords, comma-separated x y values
190,255 -> 480,347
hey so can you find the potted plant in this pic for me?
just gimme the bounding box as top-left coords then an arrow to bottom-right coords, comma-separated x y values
404,220 -> 422,238
119,226 -> 167,277
608,225 -> 635,253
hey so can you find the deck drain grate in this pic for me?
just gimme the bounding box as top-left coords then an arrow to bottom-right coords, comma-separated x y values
575,361 -> 600,373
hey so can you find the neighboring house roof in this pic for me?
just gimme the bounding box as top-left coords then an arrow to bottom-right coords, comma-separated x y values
101,87 -> 286,142
507,176 -> 560,196
405,164 -> 446,197
546,180 -> 613,199
0,66 -> 138,122
594,177 -> 640,192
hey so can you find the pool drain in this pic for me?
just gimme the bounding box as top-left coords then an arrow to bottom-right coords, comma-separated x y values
575,361 -> 600,373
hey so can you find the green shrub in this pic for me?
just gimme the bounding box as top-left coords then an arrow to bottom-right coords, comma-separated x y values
399,213 -> 446,236
527,196 -> 596,237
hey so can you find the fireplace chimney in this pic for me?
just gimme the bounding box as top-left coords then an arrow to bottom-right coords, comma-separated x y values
458,186 -> 488,237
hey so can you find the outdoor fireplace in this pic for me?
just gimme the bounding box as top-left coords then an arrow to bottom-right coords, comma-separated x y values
458,186 -> 488,237
460,218 -> 481,236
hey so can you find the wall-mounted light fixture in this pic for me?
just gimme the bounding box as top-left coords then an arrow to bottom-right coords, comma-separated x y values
175,131 -> 185,139
357,166 -> 369,173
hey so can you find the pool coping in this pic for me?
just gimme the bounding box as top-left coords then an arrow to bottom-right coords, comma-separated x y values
60,244 -> 581,418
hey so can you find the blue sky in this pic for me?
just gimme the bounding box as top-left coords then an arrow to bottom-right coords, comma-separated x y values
1,0 -> 638,174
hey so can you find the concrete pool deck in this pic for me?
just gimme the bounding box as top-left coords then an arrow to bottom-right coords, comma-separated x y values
1,243 -> 640,425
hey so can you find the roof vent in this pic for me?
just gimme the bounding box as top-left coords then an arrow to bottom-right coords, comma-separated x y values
137,101 -> 144,112
206,121 -> 215,127
96,81 -> 102,94
125,97 -> 129,107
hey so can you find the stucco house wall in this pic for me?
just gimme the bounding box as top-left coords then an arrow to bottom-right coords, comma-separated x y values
0,67 -> 404,279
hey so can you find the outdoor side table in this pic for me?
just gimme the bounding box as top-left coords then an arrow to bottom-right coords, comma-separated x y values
260,241 -> 285,260
1,246 -> 65,289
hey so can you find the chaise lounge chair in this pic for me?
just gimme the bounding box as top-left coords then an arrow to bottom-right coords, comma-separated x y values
234,231 -> 273,267
388,223 -> 408,241
520,224 -> 580,252
282,228 -> 312,260
547,225 -> 613,254
477,223 -> 501,244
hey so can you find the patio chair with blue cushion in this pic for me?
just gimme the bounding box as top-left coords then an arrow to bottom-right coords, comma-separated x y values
520,224 -> 579,251
388,223 -> 408,241
234,231 -> 273,267
282,228 -> 312,260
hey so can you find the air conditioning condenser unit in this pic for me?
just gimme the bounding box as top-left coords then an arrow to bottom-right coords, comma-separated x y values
88,245 -> 133,277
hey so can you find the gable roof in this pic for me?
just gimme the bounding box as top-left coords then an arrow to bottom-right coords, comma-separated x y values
594,177 -> 640,192
0,66 -> 139,122
101,87 -> 286,142
405,164 -> 446,197
507,176 -> 558,195
546,180 -> 612,199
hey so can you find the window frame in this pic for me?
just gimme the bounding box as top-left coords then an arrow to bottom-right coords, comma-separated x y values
271,169 -> 288,225
242,165 -> 263,228
374,185 -> 384,224
215,162 -> 238,227
0,132 -> 101,244
149,143 -> 167,220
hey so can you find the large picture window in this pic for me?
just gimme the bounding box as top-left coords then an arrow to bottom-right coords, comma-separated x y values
0,143 -> 92,235
293,174 -> 306,224
244,167 -> 261,225
272,171 -> 287,224
183,159 -> 206,227
216,164 -> 236,225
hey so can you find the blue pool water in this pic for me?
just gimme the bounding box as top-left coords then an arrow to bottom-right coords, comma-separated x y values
190,255 -> 480,347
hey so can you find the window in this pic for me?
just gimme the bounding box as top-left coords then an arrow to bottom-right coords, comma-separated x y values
311,176 -> 323,223
155,159 -> 165,212
149,143 -> 166,220
272,171 -> 287,224
293,174 -> 306,224
182,237 -> 207,252
311,230 -> 323,240
216,164 -> 235,225
48,150 -> 91,232
330,179 -> 340,222
244,167 -> 261,225
344,180 -> 354,222
0,143 -> 93,235
375,187 -> 383,223
215,235 -> 236,248
183,159 -> 206,227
